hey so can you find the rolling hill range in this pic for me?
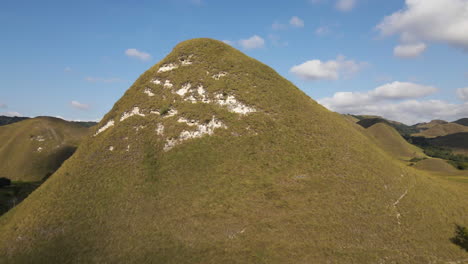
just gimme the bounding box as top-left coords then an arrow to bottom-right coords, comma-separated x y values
1,39 -> 467,263
364,123 -> 424,160
0,116 -> 29,126
0,117 -> 90,182
427,132 -> 468,156
412,123 -> 468,138
453,118 -> 468,126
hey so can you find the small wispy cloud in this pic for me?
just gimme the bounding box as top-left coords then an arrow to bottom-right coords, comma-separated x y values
84,77 -> 124,83
238,35 -> 265,50
0,111 -> 22,117
336,0 -> 356,12
125,48 -> 152,61
289,16 -> 304,28
273,16 -> 305,30
70,101 -> 90,110
315,26 -> 331,36
64,66 -> 72,72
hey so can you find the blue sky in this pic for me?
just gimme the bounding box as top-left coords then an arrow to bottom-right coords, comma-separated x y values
1,0 -> 467,124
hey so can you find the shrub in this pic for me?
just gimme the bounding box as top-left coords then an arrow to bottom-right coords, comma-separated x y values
0,177 -> 11,187
451,224 -> 468,252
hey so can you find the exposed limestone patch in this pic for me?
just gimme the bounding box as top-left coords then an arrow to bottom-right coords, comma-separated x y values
177,117 -> 199,126
156,123 -> 164,136
151,79 -> 161,85
163,109 -> 178,118
163,80 -> 173,88
158,63 -> 178,73
214,93 -> 256,115
144,88 -> 155,97
94,120 -> 115,136
126,145 -> 130,152
33,136 -> 46,142
392,189 -> 408,225
134,125 -> 146,131
176,83 -> 191,96
109,146 -> 114,151
37,147 -> 43,152
120,107 -> 146,121
180,55 -> 193,66
150,110 -> 160,115
164,116 -> 227,151
212,72 -> 228,80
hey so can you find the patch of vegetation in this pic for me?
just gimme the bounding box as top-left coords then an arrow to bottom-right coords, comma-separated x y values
407,137 -> 468,170
0,178 -> 41,216
450,225 -> 468,252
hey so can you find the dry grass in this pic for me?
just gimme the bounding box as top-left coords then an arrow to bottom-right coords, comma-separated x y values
0,39 -> 467,263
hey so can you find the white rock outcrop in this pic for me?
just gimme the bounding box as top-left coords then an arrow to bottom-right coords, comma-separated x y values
214,94 -> 256,115
163,80 -> 173,88
212,72 -> 228,80
120,107 -> 146,121
144,88 -> 155,97
158,63 -> 178,73
164,116 -> 227,151
94,120 -> 115,136
176,83 -> 191,96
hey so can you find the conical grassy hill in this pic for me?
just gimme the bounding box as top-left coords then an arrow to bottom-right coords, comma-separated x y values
0,117 -> 89,182
1,39 -> 467,263
365,123 -> 425,160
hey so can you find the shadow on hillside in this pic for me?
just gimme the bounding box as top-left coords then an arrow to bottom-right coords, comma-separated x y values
0,146 -> 78,216
450,224 -> 468,252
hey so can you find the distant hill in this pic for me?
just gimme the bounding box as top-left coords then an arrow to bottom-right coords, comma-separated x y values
0,116 -> 29,126
453,118 -> 468,126
0,116 -> 89,182
365,123 -> 424,160
415,120 -> 448,130
1,38 -> 467,263
413,158 -> 460,174
355,117 -> 419,136
428,132 -> 468,156
412,123 -> 468,138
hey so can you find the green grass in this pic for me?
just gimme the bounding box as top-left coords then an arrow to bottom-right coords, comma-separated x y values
1,38 -> 467,263
0,116 -> 89,182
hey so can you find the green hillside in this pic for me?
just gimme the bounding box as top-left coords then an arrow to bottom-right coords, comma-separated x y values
365,123 -> 425,160
1,39 -> 467,263
0,117 -> 89,182
0,116 -> 29,126
453,118 -> 468,126
413,123 -> 468,138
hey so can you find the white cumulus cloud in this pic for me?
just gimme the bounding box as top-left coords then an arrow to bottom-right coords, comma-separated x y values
125,48 -> 152,61
0,111 -> 22,117
377,0 -> 468,53
70,101 -> 90,110
290,55 -> 367,81
370,82 -> 437,100
238,35 -> 265,50
289,16 -> 304,28
336,0 -> 356,12
393,43 -> 427,58
317,82 -> 468,124
457,87 -> 468,101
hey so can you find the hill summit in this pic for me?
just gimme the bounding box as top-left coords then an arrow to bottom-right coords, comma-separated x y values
1,39 -> 467,263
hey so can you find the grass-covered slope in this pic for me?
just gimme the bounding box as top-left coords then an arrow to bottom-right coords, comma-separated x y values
429,132 -> 468,155
413,123 -> 468,138
453,118 -> 468,127
0,117 -> 89,182
1,39 -> 467,263
365,123 -> 425,160
0,116 -> 30,126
